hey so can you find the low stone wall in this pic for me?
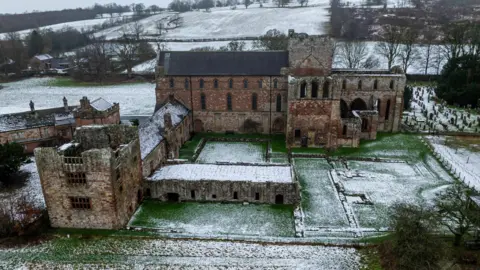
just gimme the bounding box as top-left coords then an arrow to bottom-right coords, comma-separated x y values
145,179 -> 300,205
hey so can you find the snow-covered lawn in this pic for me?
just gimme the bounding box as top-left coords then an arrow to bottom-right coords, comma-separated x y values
0,77 -> 155,116
149,164 -> 292,183
196,141 -> 267,163
427,135 -> 480,190
0,157 -> 45,220
129,201 -> 295,237
0,236 -> 361,269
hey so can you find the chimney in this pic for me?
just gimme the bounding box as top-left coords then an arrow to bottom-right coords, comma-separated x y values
29,100 -> 35,112
164,112 -> 173,130
63,96 -> 69,112
80,96 -> 90,109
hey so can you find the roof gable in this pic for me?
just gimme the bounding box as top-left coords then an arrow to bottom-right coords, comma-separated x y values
158,51 -> 288,76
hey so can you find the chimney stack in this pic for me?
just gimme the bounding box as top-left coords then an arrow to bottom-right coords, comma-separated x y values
63,96 -> 69,112
164,112 -> 173,130
29,100 -> 35,112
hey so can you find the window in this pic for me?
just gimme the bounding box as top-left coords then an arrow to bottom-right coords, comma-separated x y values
200,93 -> 206,110
311,81 -> 318,98
70,197 -> 91,209
252,93 -> 257,110
214,79 -> 219,88
342,79 -> 347,90
300,82 -> 307,98
342,125 -> 347,136
119,185 -> 123,192
389,80 -> 394,89
184,78 -> 189,89
243,79 -> 248,88
191,190 -> 196,199
294,129 -> 301,138
233,191 -> 238,199
255,192 -> 260,200
258,80 -> 263,88
361,118 -> 368,132
227,93 -> 232,111
385,100 -> 391,120
276,94 -> 282,112
358,80 -> 362,90
212,194 -> 217,199
66,172 -> 86,184
229,78 -> 233,89
323,81 -> 330,98
169,78 -> 174,88
273,79 -> 278,88
43,128 -> 49,137
199,79 -> 204,89
116,168 -> 121,180
373,79 -> 378,90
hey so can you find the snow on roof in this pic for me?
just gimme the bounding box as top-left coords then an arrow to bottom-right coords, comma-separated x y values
149,164 -> 293,183
34,54 -> 53,61
139,101 -> 189,160
0,106 -> 76,132
54,112 -> 75,126
90,97 -> 113,111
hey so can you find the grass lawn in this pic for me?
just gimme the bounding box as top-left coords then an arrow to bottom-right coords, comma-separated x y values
129,200 -> 295,237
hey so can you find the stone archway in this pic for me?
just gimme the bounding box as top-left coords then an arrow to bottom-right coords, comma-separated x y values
272,118 -> 285,133
194,119 -> 204,133
351,98 -> 368,111
340,99 -> 349,118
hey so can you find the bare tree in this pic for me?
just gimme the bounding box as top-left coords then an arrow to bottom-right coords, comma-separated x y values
155,21 -> 165,36
399,27 -> 420,73
337,41 -> 369,69
297,0 -> 308,6
362,55 -> 380,69
441,22 -> 468,61
375,25 -> 402,70
169,14 -> 183,28
115,31 -> 140,78
244,0 -> 252,8
78,35 -> 110,81
421,30 -> 437,75
131,21 -> 145,40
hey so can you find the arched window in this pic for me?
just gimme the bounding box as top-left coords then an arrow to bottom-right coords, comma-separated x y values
184,78 -> 189,89
243,79 -> 248,89
276,94 -> 282,112
342,79 -> 347,90
227,93 -> 232,111
199,79 -> 204,89
258,80 -> 263,88
358,80 -> 362,90
351,98 -> 367,111
385,100 -> 391,120
169,78 -> 174,88
340,99 -> 349,118
323,81 -> 330,98
342,125 -> 347,136
229,78 -> 233,89
273,79 -> 278,89
311,81 -> 319,98
252,93 -> 257,110
361,118 -> 368,132
300,81 -> 307,98
200,93 -> 206,110
214,79 -> 219,89
373,79 -> 378,90
389,80 -> 394,89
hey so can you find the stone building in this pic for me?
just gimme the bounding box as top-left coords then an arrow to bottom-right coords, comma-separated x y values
155,30 -> 406,149
0,96 -> 119,153
145,164 -> 299,205
34,125 -> 142,229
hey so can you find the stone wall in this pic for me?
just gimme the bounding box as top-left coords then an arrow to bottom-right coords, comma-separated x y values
288,32 -> 333,76
145,179 -> 300,205
0,126 -> 60,153
74,125 -> 137,150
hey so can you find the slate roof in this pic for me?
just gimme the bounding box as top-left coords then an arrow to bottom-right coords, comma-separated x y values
34,54 -> 53,61
158,51 -> 289,76
0,106 -> 77,132
90,97 -> 113,111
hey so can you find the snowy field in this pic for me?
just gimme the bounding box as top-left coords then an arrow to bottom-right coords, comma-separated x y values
0,236 -> 361,269
0,157 -> 44,220
0,77 -> 155,116
129,201 -> 294,237
406,86 -> 480,133
196,141 -> 267,163
427,135 -> 480,191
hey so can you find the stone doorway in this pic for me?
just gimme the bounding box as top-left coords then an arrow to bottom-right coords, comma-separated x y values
166,193 -> 180,202
275,194 -> 284,204
194,119 -> 204,132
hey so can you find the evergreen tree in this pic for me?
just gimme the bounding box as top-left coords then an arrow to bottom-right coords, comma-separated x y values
27,30 -> 44,58
0,142 -> 28,186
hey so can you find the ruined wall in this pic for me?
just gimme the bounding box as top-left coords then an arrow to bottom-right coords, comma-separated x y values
0,126 -> 59,153
142,140 -> 167,177
145,179 -> 300,205
74,125 -> 137,150
288,33 -> 333,76
75,110 -> 120,126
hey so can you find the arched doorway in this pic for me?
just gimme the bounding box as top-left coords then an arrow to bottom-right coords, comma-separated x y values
351,98 -> 367,111
194,119 -> 204,133
166,193 -> 180,202
361,118 -> 369,132
275,194 -> 284,204
273,118 -> 285,133
340,99 -> 349,118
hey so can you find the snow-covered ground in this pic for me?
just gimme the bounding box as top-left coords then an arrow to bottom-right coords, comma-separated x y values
0,157 -> 44,220
149,164 -> 292,183
0,237 -> 362,269
427,136 -> 480,191
406,86 -> 480,133
0,77 -> 155,116
196,141 -> 267,163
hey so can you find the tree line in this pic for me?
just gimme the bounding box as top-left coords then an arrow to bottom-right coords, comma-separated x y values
168,0 -> 307,12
